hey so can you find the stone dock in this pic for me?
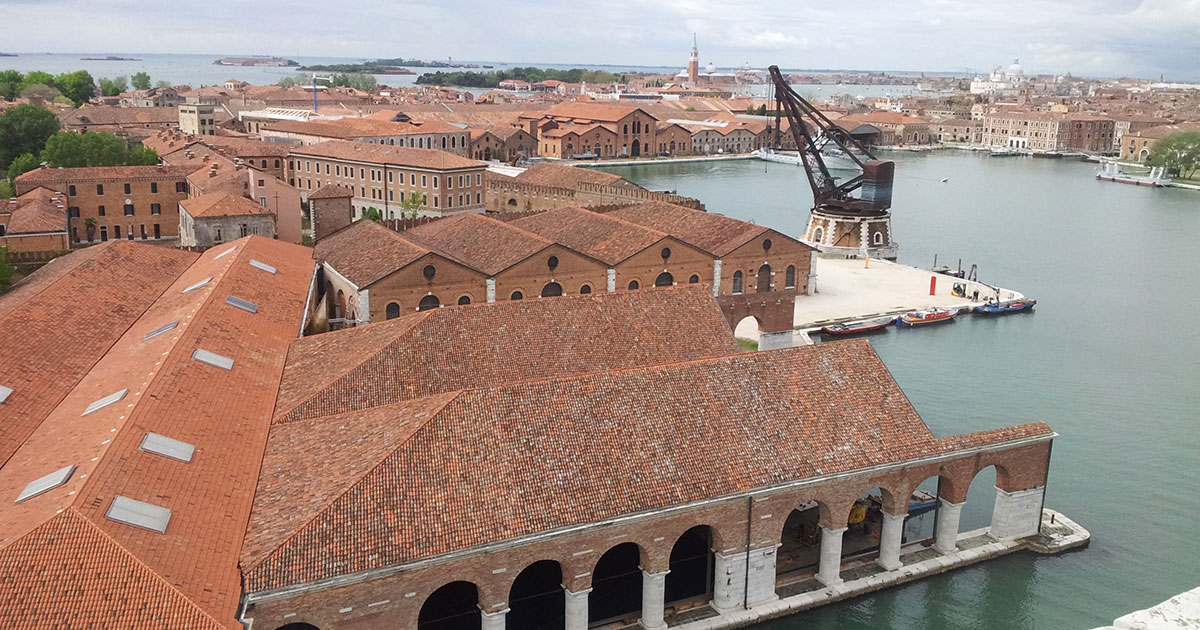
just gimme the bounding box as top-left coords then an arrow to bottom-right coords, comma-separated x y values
662,509 -> 1089,629
1090,586 -> 1200,630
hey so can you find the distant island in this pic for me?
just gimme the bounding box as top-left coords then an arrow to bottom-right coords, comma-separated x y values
81,55 -> 140,61
215,56 -> 299,67
417,67 -> 622,88
298,57 -> 491,73
0,53 -> 16,57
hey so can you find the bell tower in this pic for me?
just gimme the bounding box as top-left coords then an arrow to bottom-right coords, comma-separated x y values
688,34 -> 699,84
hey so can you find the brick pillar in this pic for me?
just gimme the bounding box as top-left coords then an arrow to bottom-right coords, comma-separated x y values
990,486 -> 1044,540
816,527 -> 845,587
934,499 -> 964,553
480,607 -> 508,630
876,511 -> 906,570
638,569 -> 668,630
564,588 -> 590,630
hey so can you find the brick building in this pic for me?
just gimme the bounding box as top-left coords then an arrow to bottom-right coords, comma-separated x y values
288,140 -> 487,219
469,126 -> 538,161
980,111 -> 1115,152
836,112 -> 932,146
14,164 -> 192,244
0,188 -> 70,257
520,102 -> 662,158
260,118 -> 472,157
486,163 -> 704,212
307,184 -> 355,241
178,192 -> 277,247
1119,122 -> 1200,161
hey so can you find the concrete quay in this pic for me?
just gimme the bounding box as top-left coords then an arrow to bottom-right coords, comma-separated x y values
665,509 -> 1089,630
1089,586 -> 1200,630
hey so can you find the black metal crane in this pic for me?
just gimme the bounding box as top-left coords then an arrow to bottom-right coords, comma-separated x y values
768,65 -> 895,216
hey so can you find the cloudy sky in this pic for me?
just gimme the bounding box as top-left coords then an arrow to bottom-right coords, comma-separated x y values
3,0 -> 1198,80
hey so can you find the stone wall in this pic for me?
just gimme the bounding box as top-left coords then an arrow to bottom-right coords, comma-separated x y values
486,179 -> 705,213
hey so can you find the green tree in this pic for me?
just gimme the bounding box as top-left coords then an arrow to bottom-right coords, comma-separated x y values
0,247 -> 13,293
330,72 -> 376,91
53,70 -> 97,106
7,152 -> 40,182
18,71 -> 54,92
277,76 -> 300,87
131,71 -> 151,90
399,192 -> 424,219
41,131 -> 128,168
0,179 -> 13,200
19,84 -> 63,102
362,207 -> 383,222
1146,130 -> 1200,179
0,70 -> 22,101
0,104 -> 61,170
97,76 -> 128,97
154,80 -> 172,89
127,146 -> 159,165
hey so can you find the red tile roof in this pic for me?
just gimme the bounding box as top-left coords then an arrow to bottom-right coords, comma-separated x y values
2,189 -> 67,234
512,162 -> 630,189
609,201 -> 771,256
15,164 -> 192,187
544,102 -> 656,123
307,183 -> 355,199
511,206 -> 672,265
180,191 -> 273,218
400,212 -> 552,275
290,140 -> 483,171
312,219 -> 433,287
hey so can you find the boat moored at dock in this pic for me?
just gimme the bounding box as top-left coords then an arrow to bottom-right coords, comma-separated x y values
1096,162 -> 1170,187
821,315 -> 896,335
896,308 -> 958,327
975,298 -> 1037,314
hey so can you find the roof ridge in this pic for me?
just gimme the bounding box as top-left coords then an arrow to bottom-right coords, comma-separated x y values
246,390 -> 463,574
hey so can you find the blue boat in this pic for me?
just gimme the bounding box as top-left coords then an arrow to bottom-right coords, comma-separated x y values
975,298 -> 1036,315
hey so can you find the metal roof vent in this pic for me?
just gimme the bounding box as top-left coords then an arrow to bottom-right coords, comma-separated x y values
225,295 -> 258,314
249,259 -> 276,274
192,349 -> 233,370
142,321 -> 179,341
83,388 -> 129,416
15,465 -> 76,503
215,245 -> 238,259
105,496 -> 171,533
183,277 -> 212,293
139,432 -> 195,463
0,385 -> 11,404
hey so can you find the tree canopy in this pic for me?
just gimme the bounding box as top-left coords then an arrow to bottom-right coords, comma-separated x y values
7,152 -> 41,182
0,247 -> 14,294
40,131 -> 157,168
53,71 -> 96,106
97,76 -> 128,97
0,70 -> 98,106
131,72 -> 151,91
0,104 -> 61,171
417,67 -> 622,88
1146,130 -> 1200,179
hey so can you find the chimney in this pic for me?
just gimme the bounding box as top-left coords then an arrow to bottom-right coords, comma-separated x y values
202,154 -> 210,162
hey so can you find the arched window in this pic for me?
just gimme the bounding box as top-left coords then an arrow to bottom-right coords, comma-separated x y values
623,123 -> 629,135
386,302 -> 400,319
873,231 -> 884,245
418,295 -> 440,311
813,227 -> 824,243
732,271 -> 743,294
510,291 -> 523,300
757,264 -> 771,293
580,284 -> 592,294
507,198 -> 517,207
785,265 -> 796,289
541,282 -> 563,297
419,581 -> 480,630
458,296 -> 471,305
655,272 -> 674,287
689,274 -> 700,284
627,280 -> 639,290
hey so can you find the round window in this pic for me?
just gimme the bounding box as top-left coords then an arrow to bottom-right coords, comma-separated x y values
762,238 -> 773,252
422,265 -> 436,281
660,247 -> 671,260
547,256 -> 559,270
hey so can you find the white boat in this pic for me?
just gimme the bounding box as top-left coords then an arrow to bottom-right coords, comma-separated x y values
757,147 -> 859,171
1095,162 -> 1170,187
989,147 -> 1022,157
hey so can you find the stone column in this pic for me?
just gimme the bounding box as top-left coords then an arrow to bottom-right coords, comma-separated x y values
876,511 -> 906,571
816,527 -> 845,587
486,277 -> 496,303
638,569 -> 668,630
807,250 -> 818,295
990,486 -> 1045,540
480,607 -> 508,630
711,551 -> 746,614
745,544 -> 780,607
606,269 -> 616,292
564,588 -> 590,630
934,499 -> 965,554
711,260 -> 722,297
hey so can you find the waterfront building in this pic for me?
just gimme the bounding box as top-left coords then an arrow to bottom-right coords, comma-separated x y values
520,102 -> 662,158
0,188 -> 69,258
287,140 -> 487,218
970,59 -> 1029,96
469,126 -> 538,161
836,111 -> 932,146
1108,114 -> 1173,151
1118,122 -> 1200,161
674,34 -> 739,88
259,117 -> 472,157
178,191 -> 276,247
980,111 -> 1114,152
931,118 -> 984,144
14,164 -> 192,244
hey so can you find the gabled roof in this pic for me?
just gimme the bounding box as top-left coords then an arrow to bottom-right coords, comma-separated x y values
511,206 -> 672,265
313,219 -> 433,287
289,140 -> 483,171
399,213 -> 552,276
544,102 -> 656,123
307,183 -> 355,199
15,165 -> 192,186
512,162 -> 630,189
180,191 -> 273,218
609,201 -> 773,257
245,338 -> 1053,593
2,189 -> 67,234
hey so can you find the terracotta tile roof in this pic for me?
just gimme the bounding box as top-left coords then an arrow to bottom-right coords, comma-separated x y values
307,183 -> 355,199
2,189 -> 67,234
511,206 -> 672,265
180,191 -> 273,218
246,338 -> 1053,592
0,236 -> 313,626
399,212 -> 552,275
272,285 -> 738,423
15,165 -> 192,186
289,140 -> 484,171
609,201 -> 771,256
1133,122 -> 1200,139
0,242 -> 197,467
840,111 -> 929,125
545,102 -> 656,123
60,106 -> 180,127
312,219 -> 432,287
512,162 -> 629,189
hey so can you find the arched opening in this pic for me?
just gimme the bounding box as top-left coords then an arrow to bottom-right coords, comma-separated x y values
507,198 -> 518,207
510,291 -> 524,300
688,274 -> 700,284
627,280 -> 640,290
963,465 -> 1000,532
508,560 -> 565,630
386,302 -> 400,320
418,581 -> 481,630
334,289 -> 345,319
541,282 -> 563,297
590,542 -> 643,625
655,272 -> 674,287
873,231 -> 884,246
756,264 -> 771,293
785,265 -> 796,289
732,271 -> 743,294
777,499 -> 823,576
458,295 -> 471,305
579,284 -> 592,294
484,147 -> 492,161
418,295 -> 440,311
733,315 -> 761,350
631,139 -> 641,157
666,526 -> 714,609
274,624 -> 320,630
812,226 -> 824,243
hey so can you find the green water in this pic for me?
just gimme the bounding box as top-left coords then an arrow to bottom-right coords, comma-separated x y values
597,154 -> 1200,629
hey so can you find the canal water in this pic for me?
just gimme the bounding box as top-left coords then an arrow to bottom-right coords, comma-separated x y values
596,154 -> 1200,629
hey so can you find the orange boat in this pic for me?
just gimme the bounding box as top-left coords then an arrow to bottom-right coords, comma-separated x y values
896,308 -> 958,327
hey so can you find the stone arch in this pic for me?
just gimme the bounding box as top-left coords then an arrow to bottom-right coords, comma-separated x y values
418,580 -> 481,630
541,282 -> 563,297
627,279 -> 640,290
579,284 -> 592,294
785,265 -> 796,289
274,624 -> 321,630
962,464 -> 1003,532
508,559 -> 564,630
812,226 -> 824,243
334,289 -> 346,319
510,290 -> 525,300
873,230 -> 884,245
776,496 -> 825,575
654,271 -> 674,287
688,274 -> 700,284
418,295 -> 440,311
733,315 -> 762,348
665,525 -> 715,607
589,542 -> 645,625
457,295 -> 472,305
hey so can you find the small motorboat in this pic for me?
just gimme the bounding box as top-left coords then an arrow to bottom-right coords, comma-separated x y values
896,308 -> 957,327
975,298 -> 1036,314
821,316 -> 896,336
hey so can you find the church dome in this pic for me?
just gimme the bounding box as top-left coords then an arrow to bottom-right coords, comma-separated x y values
1008,58 -> 1024,77
705,61 -> 716,74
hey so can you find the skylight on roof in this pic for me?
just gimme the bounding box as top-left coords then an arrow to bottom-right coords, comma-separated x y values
142,321 -> 179,341
0,385 -> 11,404
15,465 -> 75,503
248,259 -> 277,274
214,245 -> 237,259
183,277 -> 213,293
192,349 -> 234,370
105,496 -> 171,533
139,432 -> 195,463
82,388 -> 129,416
226,295 -> 258,313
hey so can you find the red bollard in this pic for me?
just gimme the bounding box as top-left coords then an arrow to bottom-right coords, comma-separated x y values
929,276 -> 937,296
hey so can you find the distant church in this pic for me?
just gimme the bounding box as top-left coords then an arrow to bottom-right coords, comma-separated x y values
674,34 -> 738,88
